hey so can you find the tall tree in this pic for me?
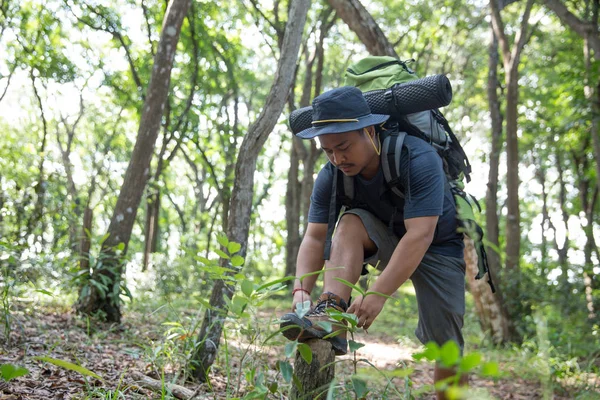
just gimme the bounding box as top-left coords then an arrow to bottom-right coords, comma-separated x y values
489,0 -> 535,328
483,0 -> 521,343
189,0 -> 310,382
76,0 -> 192,322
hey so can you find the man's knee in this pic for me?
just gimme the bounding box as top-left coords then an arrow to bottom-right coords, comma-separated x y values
336,213 -> 368,238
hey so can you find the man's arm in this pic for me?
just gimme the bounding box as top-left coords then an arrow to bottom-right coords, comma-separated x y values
349,215 -> 438,329
292,222 -> 327,308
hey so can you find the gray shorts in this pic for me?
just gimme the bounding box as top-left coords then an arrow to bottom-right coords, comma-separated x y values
344,208 -> 466,351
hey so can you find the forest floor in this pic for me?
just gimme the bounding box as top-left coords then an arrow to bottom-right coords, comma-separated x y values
0,300 -> 599,399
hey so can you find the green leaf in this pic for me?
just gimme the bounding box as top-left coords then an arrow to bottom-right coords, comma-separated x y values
440,341 -> 460,367
268,382 -> 278,394
232,295 -> 248,309
231,255 -> 244,267
294,300 -> 311,318
413,342 -> 440,361
255,276 -> 296,292
316,321 -> 333,333
241,280 -> 254,297
351,376 -> 368,398
196,256 -> 212,266
298,267 -> 342,282
481,362 -> 499,378
35,288 -> 54,296
89,280 -> 108,298
99,233 -> 110,245
297,343 -> 313,364
214,249 -> 230,259
227,242 -> 241,254
459,353 -> 482,373
349,340 -> 365,352
0,364 -> 29,381
34,356 -> 103,380
382,367 -> 414,378
217,234 -> 229,248
364,290 -> 394,300
285,341 -> 298,358
333,277 -> 365,295
326,378 -> 338,400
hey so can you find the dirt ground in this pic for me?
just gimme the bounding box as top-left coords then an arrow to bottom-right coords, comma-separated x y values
0,304 -> 597,399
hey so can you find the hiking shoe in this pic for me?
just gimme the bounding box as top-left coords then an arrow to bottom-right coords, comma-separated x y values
280,292 -> 349,355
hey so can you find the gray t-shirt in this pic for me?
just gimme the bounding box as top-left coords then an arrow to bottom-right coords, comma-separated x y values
308,135 -> 464,258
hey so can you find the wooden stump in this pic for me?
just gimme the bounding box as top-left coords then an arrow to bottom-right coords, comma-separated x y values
290,339 -> 336,400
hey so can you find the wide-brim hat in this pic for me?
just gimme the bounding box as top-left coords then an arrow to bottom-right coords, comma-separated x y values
296,86 -> 390,139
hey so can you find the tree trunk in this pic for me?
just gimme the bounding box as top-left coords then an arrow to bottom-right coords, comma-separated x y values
465,238 -> 509,343
26,74 -> 49,246
189,0 -> 310,382
489,0 -> 534,337
76,0 -> 192,322
326,0 -> 397,57
290,339 -> 335,399
484,28 -> 513,343
79,207 -> 93,273
285,139 -> 302,278
555,153 -> 571,299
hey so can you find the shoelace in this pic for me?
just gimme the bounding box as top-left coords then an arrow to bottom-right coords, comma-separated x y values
306,298 -> 341,317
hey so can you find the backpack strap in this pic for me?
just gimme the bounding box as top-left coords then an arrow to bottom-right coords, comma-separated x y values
451,182 -> 496,293
323,168 -> 354,260
381,130 -> 407,199
432,110 -> 472,182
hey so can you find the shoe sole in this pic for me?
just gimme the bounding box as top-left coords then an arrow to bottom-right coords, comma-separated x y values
280,316 -> 348,356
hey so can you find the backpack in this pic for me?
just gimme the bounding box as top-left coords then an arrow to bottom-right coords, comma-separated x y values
332,56 -> 495,292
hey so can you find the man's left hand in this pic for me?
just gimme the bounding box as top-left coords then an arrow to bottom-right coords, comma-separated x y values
347,294 -> 386,331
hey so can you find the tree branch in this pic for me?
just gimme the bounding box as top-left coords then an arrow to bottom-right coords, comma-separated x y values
141,0 -> 156,56
489,0 -> 511,67
543,0 -> 600,59
512,0 -> 535,67
70,2 -> 145,98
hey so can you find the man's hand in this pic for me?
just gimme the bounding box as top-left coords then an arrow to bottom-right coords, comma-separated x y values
347,294 -> 386,330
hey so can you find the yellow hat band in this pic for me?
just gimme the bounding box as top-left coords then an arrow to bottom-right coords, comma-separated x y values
312,118 -> 359,125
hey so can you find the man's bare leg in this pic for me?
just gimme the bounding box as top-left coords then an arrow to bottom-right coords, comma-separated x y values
322,214 -> 377,302
435,364 -> 468,400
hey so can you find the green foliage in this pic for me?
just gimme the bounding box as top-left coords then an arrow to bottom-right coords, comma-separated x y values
0,364 -> 29,382
34,356 -> 103,380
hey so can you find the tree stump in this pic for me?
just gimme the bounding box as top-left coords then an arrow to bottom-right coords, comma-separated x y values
290,339 -> 335,400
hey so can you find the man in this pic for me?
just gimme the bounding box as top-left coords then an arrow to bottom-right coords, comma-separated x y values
280,86 -> 467,397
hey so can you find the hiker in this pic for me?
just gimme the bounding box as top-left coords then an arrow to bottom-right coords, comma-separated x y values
280,85 -> 467,396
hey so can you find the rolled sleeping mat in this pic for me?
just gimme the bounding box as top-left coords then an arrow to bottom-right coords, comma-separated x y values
289,74 -> 452,135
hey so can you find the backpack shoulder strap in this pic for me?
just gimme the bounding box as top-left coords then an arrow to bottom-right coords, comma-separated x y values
323,168 -> 354,260
381,129 -> 407,198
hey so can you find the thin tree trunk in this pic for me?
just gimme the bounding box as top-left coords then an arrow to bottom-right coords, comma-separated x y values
26,74 -> 49,246
555,153 -> 570,298
285,140 -> 301,278
76,0 -> 192,322
189,0 -> 310,382
484,28 -> 512,343
80,207 -> 93,272
489,0 -> 534,338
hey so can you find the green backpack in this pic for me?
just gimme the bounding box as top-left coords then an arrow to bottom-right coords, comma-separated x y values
341,56 -> 495,292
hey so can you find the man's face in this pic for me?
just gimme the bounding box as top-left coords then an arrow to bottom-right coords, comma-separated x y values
318,128 -> 378,177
